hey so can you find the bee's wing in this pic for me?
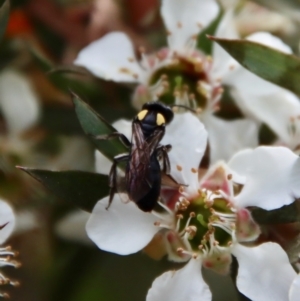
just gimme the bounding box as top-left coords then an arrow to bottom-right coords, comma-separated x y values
126,122 -> 164,202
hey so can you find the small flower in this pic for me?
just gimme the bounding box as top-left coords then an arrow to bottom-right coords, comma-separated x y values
289,273 -> 300,301
74,0 -> 260,162
0,199 -> 20,298
0,69 -> 40,137
145,144 -> 300,301
86,106 -> 300,301
75,0 -> 300,158
85,110 -> 300,300
0,69 -> 40,164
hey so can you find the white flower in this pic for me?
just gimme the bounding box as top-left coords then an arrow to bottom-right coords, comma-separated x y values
75,0 -> 300,156
0,69 -> 40,137
145,143 -> 300,301
74,0 -> 260,163
289,273 -> 300,301
0,69 -> 40,164
86,112 -> 300,300
0,199 -> 19,297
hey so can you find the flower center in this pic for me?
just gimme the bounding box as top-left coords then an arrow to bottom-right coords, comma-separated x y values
175,190 -> 235,253
148,52 -> 223,112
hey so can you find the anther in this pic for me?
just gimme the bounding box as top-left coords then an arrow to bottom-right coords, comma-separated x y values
190,212 -> 196,218
179,186 -> 185,193
191,168 -> 197,173
154,221 -> 161,226
213,104 -> 220,112
196,107 -> 203,114
128,57 -> 135,62
189,93 -> 195,100
176,165 -> 183,171
138,46 -> 146,54
192,253 -> 198,259
176,214 -> 183,219
206,55 -> 212,62
119,67 -> 130,74
177,247 -> 184,254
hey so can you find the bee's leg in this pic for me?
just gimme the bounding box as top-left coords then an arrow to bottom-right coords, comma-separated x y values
92,132 -> 131,148
156,144 -> 172,174
107,153 -> 129,210
157,144 -> 184,186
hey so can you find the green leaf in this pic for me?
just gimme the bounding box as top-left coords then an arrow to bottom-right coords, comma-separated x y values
197,10 -> 223,54
18,167 -> 109,212
251,201 -> 300,224
0,0 -> 9,42
72,93 -> 128,161
210,36 -> 300,96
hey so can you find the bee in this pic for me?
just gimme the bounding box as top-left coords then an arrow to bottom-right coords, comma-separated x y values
102,101 -> 175,212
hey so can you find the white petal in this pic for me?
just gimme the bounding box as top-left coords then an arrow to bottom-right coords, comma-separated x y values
56,210 -> 92,245
212,9 -> 239,80
234,87 -> 300,148
0,70 -> 40,135
232,242 -> 296,301
86,194 -> 161,255
147,258 -> 211,301
0,200 -> 15,244
289,274 -> 300,301
203,114 -> 259,163
246,32 -> 292,54
161,0 -> 219,52
161,113 -> 208,193
290,157 -> 300,198
200,161 -> 234,197
74,32 -> 144,82
95,119 -> 132,174
227,66 -> 280,98
228,146 -> 299,210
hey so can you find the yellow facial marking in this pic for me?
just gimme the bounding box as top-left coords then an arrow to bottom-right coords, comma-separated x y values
137,110 -> 148,120
156,113 -> 165,126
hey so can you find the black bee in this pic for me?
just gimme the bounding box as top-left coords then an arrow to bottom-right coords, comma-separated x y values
103,101 -> 175,212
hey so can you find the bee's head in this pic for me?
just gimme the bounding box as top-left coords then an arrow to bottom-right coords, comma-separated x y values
136,102 -> 174,126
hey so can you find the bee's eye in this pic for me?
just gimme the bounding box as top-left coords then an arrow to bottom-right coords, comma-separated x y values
156,113 -> 165,126
137,109 -> 148,120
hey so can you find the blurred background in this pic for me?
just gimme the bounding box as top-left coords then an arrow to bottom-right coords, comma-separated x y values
0,0 -> 299,300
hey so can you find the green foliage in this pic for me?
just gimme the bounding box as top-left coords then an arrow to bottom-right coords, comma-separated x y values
251,201 -> 300,224
72,93 -> 128,162
211,36 -> 300,97
197,10 -> 223,54
18,168 -> 109,212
